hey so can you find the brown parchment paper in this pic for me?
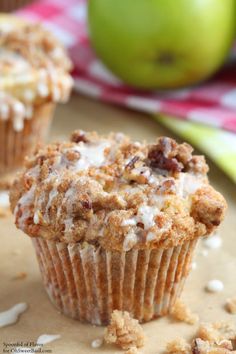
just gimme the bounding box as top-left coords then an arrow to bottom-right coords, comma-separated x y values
1,94 -> 236,354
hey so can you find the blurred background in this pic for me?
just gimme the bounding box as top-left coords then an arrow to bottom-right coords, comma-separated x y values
1,0 -> 236,184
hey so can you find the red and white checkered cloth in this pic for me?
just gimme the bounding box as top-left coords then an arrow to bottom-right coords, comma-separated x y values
17,0 -> 236,133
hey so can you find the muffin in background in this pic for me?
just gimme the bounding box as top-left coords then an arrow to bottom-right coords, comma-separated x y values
0,0 -> 34,13
10,131 -> 227,325
0,15 -> 73,179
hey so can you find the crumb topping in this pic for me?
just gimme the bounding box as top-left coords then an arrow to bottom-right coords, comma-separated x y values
104,310 -> 145,350
192,338 -> 235,353
0,15 -> 73,131
226,297 -> 236,315
10,131 -> 227,250
170,299 -> 199,325
166,338 -> 192,353
125,347 -> 139,354
198,322 -> 236,343
166,322 -> 236,353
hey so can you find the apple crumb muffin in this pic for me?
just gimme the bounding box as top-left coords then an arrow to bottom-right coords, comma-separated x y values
0,15 -> 73,176
10,131 -> 227,325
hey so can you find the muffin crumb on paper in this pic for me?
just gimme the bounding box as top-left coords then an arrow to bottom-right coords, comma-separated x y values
104,310 -> 145,350
225,297 -> 236,314
125,347 -> 139,354
166,321 -> 236,353
197,322 -> 236,343
166,337 -> 191,353
12,272 -> 27,280
192,337 -> 235,353
171,299 -> 199,324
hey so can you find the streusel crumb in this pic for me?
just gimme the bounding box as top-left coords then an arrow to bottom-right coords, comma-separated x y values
104,310 -> 145,350
166,338 -> 191,353
198,322 -> 236,343
166,322 -> 236,354
171,299 -> 199,325
12,272 -> 27,280
0,208 -> 9,217
226,297 -> 236,314
125,347 -> 139,354
192,338 -> 235,353
10,132 -> 227,251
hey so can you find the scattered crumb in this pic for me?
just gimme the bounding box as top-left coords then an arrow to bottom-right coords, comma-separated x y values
12,272 -> 27,280
166,337 -> 191,353
0,208 -> 9,217
191,261 -> 197,270
171,299 -> 199,325
91,338 -> 103,348
125,347 -> 139,354
192,337 -> 235,353
197,322 -> 236,342
0,303 -> 27,328
104,310 -> 145,350
205,280 -> 224,293
225,297 -> 236,314
166,322 -> 236,353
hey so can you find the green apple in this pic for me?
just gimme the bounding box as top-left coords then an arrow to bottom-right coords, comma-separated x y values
88,0 -> 235,89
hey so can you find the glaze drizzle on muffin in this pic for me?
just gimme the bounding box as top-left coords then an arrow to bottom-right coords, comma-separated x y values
0,15 -> 73,131
10,131 -> 227,250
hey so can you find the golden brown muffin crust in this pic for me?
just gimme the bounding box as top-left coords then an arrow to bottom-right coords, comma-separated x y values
10,131 -> 227,250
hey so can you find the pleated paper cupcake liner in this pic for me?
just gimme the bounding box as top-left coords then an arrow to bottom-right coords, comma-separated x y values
32,237 -> 197,325
0,102 -> 55,177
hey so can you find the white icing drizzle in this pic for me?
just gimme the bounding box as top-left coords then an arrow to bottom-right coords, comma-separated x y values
122,204 -> 160,230
91,338 -> 103,348
14,186 -> 36,230
177,173 -> 203,198
0,36 -> 73,131
137,205 -> 159,229
36,334 -> 61,345
123,231 -> 138,251
0,303 -> 27,328
122,202 -> 172,246
0,48 -> 30,75
73,141 -> 111,171
0,190 -> 9,208
206,279 -> 224,293
203,233 -> 222,249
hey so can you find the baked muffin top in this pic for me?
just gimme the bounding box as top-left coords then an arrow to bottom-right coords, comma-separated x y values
10,131 -> 227,251
0,15 -> 73,131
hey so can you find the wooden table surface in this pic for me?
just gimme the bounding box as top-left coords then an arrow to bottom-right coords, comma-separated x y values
1,93 -> 236,354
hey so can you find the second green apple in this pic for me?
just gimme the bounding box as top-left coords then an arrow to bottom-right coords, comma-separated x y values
88,0 -> 235,89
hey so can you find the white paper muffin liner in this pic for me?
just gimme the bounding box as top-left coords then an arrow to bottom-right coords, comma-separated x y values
0,102 -> 55,176
32,237 -> 197,325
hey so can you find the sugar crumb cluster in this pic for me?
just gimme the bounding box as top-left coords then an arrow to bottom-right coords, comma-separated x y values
104,310 -> 145,351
